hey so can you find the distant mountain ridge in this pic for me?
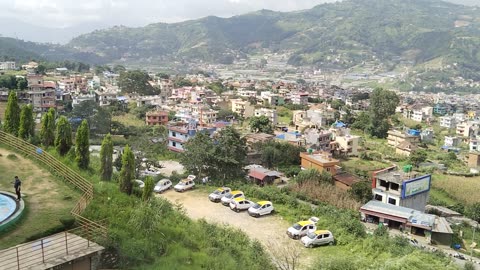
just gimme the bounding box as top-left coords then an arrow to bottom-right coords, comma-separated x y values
1,0 -> 480,73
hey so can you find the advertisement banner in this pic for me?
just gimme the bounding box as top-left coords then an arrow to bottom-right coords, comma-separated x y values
402,175 -> 431,198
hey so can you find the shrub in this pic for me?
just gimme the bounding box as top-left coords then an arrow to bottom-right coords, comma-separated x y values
6,153 -> 17,160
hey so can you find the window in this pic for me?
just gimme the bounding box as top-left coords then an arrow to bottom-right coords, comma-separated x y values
323,234 -> 330,238
326,167 -> 330,172
374,194 -> 383,201
172,132 -> 176,137
388,198 -> 397,205
390,183 -> 399,191
379,180 -> 389,190
172,142 -> 176,147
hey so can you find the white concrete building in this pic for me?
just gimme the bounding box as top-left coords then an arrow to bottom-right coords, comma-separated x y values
444,136 -> 461,147
439,116 -> 456,129
470,140 -> 479,152
0,61 -> 16,70
412,110 -> 424,122
254,108 -> 278,126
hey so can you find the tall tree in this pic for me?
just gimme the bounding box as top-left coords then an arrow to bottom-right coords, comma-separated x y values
181,131 -> 215,177
367,88 -> 399,138
75,120 -> 90,169
119,145 -> 135,195
100,134 -> 114,181
118,70 -> 157,95
55,116 -> 73,156
249,115 -> 274,134
409,149 -> 428,167
142,176 -> 155,202
215,126 -> 247,180
3,91 -> 20,136
18,105 -> 34,139
40,108 -> 56,147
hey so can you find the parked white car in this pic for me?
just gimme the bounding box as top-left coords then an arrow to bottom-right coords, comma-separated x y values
208,187 -> 232,202
221,191 -> 245,206
174,179 -> 195,192
248,201 -> 274,217
287,219 -> 318,239
229,197 -> 254,212
134,179 -> 145,189
154,179 -> 172,193
301,230 -> 334,248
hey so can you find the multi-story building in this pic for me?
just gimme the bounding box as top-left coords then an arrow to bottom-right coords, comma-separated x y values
254,108 -> 278,125
290,92 -> 309,105
300,151 -> 340,175
387,129 -> 421,147
439,116 -> 456,129
167,121 -> 217,152
444,136 -> 461,147
372,167 -> 431,212
25,75 -> 56,112
412,110 -> 423,122
95,90 -> 120,106
304,129 -> 332,151
146,110 -> 169,126
329,127 -> 360,156
470,140 -> 479,152
230,98 -> 254,118
0,61 -> 16,70
433,103 -> 448,115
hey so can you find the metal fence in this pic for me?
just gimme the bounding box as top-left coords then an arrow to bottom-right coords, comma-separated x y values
0,225 -> 104,270
0,130 -> 107,269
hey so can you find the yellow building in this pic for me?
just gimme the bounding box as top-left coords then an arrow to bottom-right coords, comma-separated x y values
300,152 -> 340,175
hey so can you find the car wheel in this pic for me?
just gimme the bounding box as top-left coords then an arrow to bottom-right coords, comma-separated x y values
294,235 -> 299,240
255,213 -> 260,218
329,241 -> 334,246
308,244 -> 313,248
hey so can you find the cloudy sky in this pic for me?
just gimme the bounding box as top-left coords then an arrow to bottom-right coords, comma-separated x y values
0,0 -> 337,29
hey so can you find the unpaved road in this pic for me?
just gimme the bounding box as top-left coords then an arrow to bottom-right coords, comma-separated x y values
159,189 -> 314,269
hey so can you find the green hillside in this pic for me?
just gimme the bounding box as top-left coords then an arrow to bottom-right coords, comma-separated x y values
66,0 -> 480,71
0,37 -> 105,64
2,0 -> 480,74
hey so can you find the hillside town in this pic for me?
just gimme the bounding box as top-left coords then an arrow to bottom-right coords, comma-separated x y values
1,57 -> 480,270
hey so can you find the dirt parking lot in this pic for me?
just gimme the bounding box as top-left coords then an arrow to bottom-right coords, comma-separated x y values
160,189 -> 314,269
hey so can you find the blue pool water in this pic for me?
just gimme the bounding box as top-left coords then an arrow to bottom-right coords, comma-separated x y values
0,194 -> 16,224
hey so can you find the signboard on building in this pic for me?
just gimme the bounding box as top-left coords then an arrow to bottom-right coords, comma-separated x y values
402,175 -> 431,199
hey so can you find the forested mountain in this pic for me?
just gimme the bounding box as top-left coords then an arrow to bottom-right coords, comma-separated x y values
0,37 -> 104,64
2,0 -> 480,72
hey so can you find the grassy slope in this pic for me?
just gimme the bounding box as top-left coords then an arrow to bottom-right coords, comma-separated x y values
0,148 -> 79,248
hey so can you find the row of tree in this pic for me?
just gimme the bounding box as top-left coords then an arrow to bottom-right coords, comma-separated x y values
3,90 -> 151,201
0,75 -> 28,90
3,91 -> 91,169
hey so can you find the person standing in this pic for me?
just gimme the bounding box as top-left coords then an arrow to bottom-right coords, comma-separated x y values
13,176 -> 21,201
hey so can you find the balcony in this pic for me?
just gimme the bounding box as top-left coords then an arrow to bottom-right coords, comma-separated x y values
168,136 -> 186,143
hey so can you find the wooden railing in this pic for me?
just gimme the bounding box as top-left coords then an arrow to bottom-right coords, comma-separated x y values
0,130 -> 107,268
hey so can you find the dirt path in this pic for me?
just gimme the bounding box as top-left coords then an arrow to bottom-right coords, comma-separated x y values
160,189 -> 314,269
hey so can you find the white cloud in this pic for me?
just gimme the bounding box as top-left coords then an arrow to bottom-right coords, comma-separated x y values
1,0 -> 337,28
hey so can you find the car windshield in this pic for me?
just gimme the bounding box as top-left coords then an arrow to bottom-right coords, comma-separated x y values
306,232 -> 316,239
225,193 -> 233,199
252,203 -> 261,209
292,223 -> 302,230
213,190 -> 222,195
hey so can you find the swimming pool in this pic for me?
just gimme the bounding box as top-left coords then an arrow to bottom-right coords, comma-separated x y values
0,193 -> 17,224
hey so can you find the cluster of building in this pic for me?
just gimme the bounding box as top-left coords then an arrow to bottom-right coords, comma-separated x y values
299,150 -> 453,245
